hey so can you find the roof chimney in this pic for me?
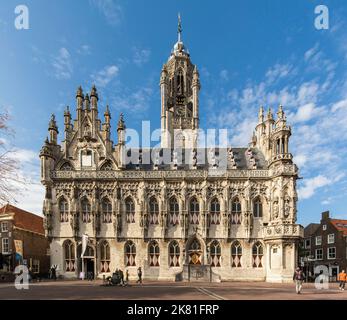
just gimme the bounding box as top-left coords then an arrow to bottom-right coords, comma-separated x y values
322,211 -> 330,221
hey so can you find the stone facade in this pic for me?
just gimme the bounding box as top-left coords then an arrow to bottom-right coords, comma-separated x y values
40,18 -> 303,283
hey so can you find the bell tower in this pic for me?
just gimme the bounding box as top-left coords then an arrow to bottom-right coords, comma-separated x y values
160,14 -> 200,149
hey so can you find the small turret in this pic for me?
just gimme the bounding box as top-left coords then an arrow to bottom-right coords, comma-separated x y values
64,106 -> 71,129
104,105 -> 111,123
84,93 -> 90,111
90,85 -> 98,110
48,114 -> 58,144
117,113 -> 126,168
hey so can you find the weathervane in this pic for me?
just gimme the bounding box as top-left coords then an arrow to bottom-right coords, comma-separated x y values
178,13 -> 182,42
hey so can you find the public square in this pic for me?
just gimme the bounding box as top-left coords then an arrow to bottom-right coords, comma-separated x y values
0,280 -> 347,300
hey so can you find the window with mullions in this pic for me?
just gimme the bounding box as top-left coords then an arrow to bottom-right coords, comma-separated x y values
253,197 -> 262,218
149,241 -> 160,267
102,198 -> 112,223
231,198 -> 242,224
100,241 -> 110,272
125,241 -> 136,267
149,198 -> 159,225
169,241 -> 180,267
81,198 -> 91,223
125,198 -> 135,224
210,240 -> 221,267
231,241 -> 242,268
64,240 -> 75,272
210,198 -> 221,225
59,198 -> 69,223
169,198 -> 179,225
252,241 -> 263,268
189,197 -> 200,224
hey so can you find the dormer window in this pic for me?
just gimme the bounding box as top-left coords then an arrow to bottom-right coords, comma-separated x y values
81,150 -> 93,167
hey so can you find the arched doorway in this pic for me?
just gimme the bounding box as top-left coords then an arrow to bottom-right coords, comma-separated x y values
186,238 -> 203,265
77,244 -> 95,279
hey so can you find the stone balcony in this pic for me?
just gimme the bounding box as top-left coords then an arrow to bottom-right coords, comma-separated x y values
263,223 -> 304,240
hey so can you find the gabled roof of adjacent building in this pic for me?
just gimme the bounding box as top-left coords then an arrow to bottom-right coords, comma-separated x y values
304,223 -> 320,237
0,204 -> 45,235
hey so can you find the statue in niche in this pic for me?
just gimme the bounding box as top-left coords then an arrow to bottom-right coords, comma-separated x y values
273,199 -> 279,219
284,198 -> 291,218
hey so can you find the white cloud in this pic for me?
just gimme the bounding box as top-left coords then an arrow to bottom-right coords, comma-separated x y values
90,0 -> 122,26
92,65 -> 119,88
133,47 -> 151,66
111,87 -> 153,115
292,103 -> 324,123
298,173 -> 345,200
265,63 -> 294,84
77,44 -> 92,55
52,47 -> 73,80
219,69 -> 229,81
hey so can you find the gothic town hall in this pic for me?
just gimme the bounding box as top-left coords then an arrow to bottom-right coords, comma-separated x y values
40,20 -> 303,283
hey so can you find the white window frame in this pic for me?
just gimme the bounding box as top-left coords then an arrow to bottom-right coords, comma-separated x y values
2,238 -> 9,254
322,224 -> 327,231
315,248 -> 323,260
30,259 -> 40,273
327,247 -> 336,260
327,234 -> 335,244
1,222 -> 8,232
315,236 -> 322,246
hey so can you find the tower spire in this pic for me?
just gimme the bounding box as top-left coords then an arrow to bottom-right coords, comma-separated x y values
178,13 -> 182,42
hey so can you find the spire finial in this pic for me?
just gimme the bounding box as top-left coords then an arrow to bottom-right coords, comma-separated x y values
178,13 -> 182,42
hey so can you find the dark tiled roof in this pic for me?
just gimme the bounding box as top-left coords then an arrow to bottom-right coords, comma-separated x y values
304,223 -> 320,237
0,204 -> 45,235
124,147 -> 268,170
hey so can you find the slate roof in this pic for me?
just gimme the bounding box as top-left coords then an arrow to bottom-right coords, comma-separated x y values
123,147 -> 268,171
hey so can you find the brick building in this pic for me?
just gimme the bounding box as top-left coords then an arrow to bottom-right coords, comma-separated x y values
0,204 -> 50,281
301,211 -> 347,281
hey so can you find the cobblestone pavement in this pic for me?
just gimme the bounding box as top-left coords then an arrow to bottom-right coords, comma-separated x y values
0,280 -> 346,300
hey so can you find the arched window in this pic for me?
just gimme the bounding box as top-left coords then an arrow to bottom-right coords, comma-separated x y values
64,240 -> 75,272
100,241 -> 110,273
189,197 -> 199,224
125,198 -> 135,224
100,161 -> 113,171
102,198 -> 112,223
149,241 -> 160,267
231,198 -> 242,225
59,198 -> 69,223
149,198 -> 159,225
210,240 -> 221,267
253,197 -> 263,218
125,241 -> 136,267
60,162 -> 73,171
210,198 -> 221,225
231,241 -> 242,268
81,198 -> 91,223
176,69 -> 184,95
169,197 -> 179,225
169,241 -> 180,267
252,241 -> 264,268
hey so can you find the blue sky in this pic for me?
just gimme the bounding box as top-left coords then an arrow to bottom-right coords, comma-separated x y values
0,0 -> 347,226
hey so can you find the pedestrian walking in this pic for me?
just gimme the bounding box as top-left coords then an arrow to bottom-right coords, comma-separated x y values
338,270 -> 347,291
293,267 -> 305,294
136,267 -> 142,284
125,269 -> 129,283
51,266 -> 57,281
119,269 -> 124,286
